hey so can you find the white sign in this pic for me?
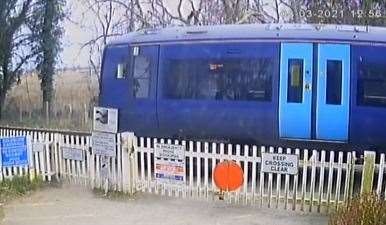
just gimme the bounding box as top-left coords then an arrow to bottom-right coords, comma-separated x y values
93,107 -> 118,133
32,142 -> 44,153
92,131 -> 116,157
62,147 -> 84,161
261,153 -> 299,175
154,143 -> 185,161
154,143 -> 185,184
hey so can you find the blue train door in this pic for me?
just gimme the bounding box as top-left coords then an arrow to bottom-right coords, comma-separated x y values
279,43 -> 313,139
316,44 -> 350,141
279,43 -> 350,141
126,45 -> 159,136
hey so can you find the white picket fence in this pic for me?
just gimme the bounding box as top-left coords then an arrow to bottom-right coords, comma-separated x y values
134,137 -> 358,212
0,127 -> 385,214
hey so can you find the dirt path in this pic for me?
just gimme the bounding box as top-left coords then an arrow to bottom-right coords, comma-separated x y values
1,185 -> 328,225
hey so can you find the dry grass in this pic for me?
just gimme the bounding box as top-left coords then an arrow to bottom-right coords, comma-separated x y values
329,194 -> 386,225
2,68 -> 99,131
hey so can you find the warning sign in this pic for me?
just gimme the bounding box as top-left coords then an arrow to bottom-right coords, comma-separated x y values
154,143 -> 185,184
261,153 -> 298,175
0,136 -> 31,167
93,107 -> 118,133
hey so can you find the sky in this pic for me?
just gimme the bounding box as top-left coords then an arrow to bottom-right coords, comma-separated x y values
61,0 -> 186,68
61,1 -> 94,68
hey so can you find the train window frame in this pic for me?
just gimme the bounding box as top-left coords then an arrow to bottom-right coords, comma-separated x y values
287,58 -> 304,103
116,63 -> 126,79
355,45 -> 386,107
326,60 -> 343,105
101,45 -> 131,80
160,42 -> 277,102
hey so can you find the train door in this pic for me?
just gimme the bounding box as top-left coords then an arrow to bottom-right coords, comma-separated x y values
126,45 -> 159,136
316,44 -> 350,141
279,43 -> 350,142
279,43 -> 313,139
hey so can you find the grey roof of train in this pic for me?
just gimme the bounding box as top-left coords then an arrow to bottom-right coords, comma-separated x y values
109,23 -> 386,45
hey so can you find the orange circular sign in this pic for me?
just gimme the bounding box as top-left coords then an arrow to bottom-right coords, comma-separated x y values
213,160 -> 243,192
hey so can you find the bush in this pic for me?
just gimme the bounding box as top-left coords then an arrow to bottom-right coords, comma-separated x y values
329,194 -> 386,225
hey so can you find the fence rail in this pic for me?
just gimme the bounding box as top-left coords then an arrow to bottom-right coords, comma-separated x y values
0,127 -> 385,214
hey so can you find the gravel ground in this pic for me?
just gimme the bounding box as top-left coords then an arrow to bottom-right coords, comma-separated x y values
1,185 -> 328,225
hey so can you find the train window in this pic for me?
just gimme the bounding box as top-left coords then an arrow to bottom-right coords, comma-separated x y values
116,63 -> 127,79
326,60 -> 342,105
287,59 -> 303,103
161,43 -> 276,101
133,55 -> 151,98
356,46 -> 386,107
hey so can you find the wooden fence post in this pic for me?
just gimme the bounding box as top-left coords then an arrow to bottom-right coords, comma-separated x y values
361,151 -> 376,195
68,104 -> 72,121
348,151 -> 356,202
84,103 -> 88,126
19,106 -> 23,122
121,132 -> 135,194
45,101 -> 49,125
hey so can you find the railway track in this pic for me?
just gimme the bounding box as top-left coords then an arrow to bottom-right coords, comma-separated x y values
0,125 -> 91,136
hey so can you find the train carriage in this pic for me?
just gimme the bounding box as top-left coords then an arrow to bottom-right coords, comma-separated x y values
99,23 -> 386,151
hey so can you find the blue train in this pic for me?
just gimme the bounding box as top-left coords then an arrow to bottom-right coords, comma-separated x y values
99,24 -> 386,151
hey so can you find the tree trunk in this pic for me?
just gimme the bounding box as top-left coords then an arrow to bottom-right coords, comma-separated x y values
0,91 -> 7,120
41,75 -> 53,118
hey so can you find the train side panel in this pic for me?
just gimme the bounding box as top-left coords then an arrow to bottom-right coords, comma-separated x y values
156,42 -> 280,143
350,45 -> 386,148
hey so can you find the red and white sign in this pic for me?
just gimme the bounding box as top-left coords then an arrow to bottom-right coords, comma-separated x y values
154,143 -> 185,184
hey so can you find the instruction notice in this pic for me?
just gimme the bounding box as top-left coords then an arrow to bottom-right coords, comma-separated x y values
261,152 -> 299,175
0,136 -> 31,167
92,131 -> 116,157
154,143 -> 185,184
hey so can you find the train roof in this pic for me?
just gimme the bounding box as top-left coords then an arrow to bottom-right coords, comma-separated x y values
109,23 -> 386,46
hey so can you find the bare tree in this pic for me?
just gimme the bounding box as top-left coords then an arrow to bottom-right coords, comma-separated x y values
300,0 -> 386,25
79,0 -> 128,91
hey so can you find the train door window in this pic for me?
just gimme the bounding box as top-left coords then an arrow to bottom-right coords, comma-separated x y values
287,59 -> 303,103
133,54 -> 151,98
356,46 -> 386,107
326,60 -> 342,105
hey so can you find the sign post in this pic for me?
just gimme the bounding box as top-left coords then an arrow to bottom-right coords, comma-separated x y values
92,106 -> 119,193
100,156 -> 110,194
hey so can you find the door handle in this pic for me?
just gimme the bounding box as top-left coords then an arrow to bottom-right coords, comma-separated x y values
305,83 -> 311,91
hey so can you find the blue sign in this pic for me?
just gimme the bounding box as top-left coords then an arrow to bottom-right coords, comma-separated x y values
1,136 -> 29,167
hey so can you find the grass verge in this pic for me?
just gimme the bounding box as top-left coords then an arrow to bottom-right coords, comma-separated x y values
0,176 -> 43,220
329,193 -> 386,225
